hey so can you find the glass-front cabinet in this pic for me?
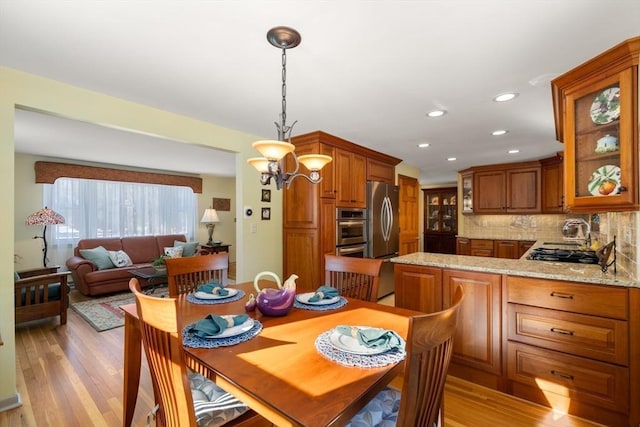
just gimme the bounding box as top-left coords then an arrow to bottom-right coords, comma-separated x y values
424,187 -> 457,254
552,37 -> 639,212
461,172 -> 473,214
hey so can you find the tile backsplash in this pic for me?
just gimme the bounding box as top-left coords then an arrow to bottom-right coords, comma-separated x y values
461,214 -> 590,242
461,212 -> 637,281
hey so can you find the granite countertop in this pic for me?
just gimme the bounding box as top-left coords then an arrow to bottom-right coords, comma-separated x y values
391,241 -> 638,288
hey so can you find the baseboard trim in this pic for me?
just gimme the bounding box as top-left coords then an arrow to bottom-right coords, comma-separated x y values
0,392 -> 22,413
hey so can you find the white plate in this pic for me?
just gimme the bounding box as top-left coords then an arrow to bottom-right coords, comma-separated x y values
329,327 -> 388,355
205,318 -> 254,339
194,287 -> 238,300
590,87 -> 620,125
587,165 -> 621,196
296,292 -> 340,306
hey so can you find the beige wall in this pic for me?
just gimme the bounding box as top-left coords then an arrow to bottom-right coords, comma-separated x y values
1,66 -> 283,407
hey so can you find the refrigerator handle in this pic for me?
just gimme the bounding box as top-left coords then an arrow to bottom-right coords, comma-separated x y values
381,196 -> 392,242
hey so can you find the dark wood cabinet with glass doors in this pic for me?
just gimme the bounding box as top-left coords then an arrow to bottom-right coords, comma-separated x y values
423,187 -> 457,254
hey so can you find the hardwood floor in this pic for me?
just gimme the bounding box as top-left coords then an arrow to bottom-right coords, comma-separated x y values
1,307 -> 604,427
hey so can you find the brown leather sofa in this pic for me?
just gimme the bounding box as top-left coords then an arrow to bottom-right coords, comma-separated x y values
66,234 -> 186,296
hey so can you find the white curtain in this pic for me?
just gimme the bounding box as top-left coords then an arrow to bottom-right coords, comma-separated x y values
44,178 -> 197,268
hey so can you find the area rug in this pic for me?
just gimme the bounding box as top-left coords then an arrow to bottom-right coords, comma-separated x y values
70,286 -> 169,332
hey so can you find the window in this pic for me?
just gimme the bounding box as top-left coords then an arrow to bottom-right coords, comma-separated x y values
44,178 -> 197,245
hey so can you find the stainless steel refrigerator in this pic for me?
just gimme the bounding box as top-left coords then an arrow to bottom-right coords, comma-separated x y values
366,181 -> 399,299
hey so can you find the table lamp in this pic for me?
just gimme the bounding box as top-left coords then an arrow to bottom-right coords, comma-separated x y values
200,208 -> 220,245
26,206 -> 65,267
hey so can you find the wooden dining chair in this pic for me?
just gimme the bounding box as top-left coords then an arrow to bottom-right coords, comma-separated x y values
324,254 -> 383,302
165,253 -> 229,297
346,286 -> 464,427
129,278 -> 268,427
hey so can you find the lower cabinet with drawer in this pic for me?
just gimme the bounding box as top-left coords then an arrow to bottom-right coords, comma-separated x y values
395,263 -> 640,426
506,276 -> 632,426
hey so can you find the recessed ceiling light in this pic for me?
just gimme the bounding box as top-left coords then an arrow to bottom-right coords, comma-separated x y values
417,143 -> 431,148
493,92 -> 518,102
507,149 -> 520,154
447,157 -> 457,161
426,110 -> 447,117
492,130 -> 508,136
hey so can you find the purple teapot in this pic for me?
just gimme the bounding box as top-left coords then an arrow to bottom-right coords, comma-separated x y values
253,272 -> 297,316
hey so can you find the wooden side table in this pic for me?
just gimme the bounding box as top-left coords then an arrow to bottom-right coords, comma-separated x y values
199,244 -> 230,254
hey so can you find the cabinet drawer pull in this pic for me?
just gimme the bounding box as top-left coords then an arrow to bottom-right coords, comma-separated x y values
550,327 -> 574,336
550,291 -> 574,299
550,370 -> 574,381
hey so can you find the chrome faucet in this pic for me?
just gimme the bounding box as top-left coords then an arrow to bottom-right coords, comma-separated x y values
562,218 -> 591,244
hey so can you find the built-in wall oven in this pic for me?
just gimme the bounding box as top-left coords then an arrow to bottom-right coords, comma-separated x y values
336,208 -> 368,258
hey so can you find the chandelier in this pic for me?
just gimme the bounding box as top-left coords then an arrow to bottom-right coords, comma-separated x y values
247,26 -> 332,190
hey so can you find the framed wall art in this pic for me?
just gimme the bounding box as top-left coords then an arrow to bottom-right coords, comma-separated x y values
261,207 -> 271,220
261,189 -> 271,203
212,197 -> 231,211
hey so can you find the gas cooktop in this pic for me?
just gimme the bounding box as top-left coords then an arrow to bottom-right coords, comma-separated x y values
527,247 -> 599,264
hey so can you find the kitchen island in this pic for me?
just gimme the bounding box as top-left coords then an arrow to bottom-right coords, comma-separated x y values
391,246 -> 639,427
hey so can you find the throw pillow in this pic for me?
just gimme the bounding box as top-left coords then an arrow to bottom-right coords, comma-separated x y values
174,240 -> 198,257
108,250 -> 134,268
164,246 -> 184,258
79,246 -> 116,270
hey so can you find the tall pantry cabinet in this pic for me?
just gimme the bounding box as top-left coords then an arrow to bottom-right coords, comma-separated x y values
283,131 -> 401,291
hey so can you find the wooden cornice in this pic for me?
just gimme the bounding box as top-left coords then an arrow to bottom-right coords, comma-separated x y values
34,161 -> 203,193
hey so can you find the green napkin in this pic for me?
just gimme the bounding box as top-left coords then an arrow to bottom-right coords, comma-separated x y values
307,285 -> 339,302
335,325 -> 405,351
197,281 -> 228,296
189,314 -> 249,338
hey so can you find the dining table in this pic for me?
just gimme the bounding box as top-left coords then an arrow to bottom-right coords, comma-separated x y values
121,281 -> 422,427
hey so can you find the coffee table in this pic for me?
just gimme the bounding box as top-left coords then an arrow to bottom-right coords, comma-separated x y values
129,267 -> 168,289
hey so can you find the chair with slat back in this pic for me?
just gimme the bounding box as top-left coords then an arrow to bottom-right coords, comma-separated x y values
165,253 -> 229,297
14,267 -> 69,325
346,286 -> 464,427
129,278 -> 269,427
324,254 -> 383,302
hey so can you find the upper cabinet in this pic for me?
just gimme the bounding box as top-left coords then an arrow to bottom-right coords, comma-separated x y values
461,172 -> 473,214
540,153 -> 565,213
552,37 -> 640,212
460,161 -> 541,214
335,149 -> 367,208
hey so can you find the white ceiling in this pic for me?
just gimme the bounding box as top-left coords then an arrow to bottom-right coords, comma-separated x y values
2,0 -> 640,184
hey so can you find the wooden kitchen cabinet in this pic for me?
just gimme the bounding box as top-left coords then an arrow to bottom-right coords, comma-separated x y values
552,37 -> 640,212
366,158 -> 395,183
394,261 -> 640,426
461,172 -> 473,214
458,238 -> 533,259
461,161 -> 541,214
517,240 -> 534,257
335,148 -> 367,208
443,269 -> 503,386
423,187 -> 457,254
395,263 -> 503,389
506,276 -> 632,425
456,237 -> 471,255
393,264 -> 442,313
470,239 -> 493,257
284,131 -> 400,290
541,153 -> 565,213
493,239 -> 518,259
